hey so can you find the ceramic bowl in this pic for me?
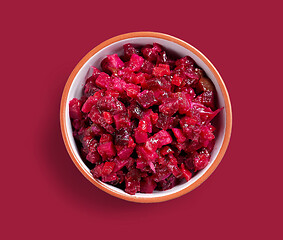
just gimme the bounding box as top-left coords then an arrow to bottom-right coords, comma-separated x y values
60,32 -> 232,203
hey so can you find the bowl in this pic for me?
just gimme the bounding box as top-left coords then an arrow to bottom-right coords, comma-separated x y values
60,32 -> 232,203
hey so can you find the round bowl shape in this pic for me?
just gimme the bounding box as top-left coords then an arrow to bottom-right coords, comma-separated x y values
60,32 -> 232,203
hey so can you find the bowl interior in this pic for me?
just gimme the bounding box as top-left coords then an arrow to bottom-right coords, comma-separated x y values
64,37 -> 227,200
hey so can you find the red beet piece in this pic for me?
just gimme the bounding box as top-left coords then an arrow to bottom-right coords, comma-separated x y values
137,110 -> 153,133
81,91 -> 103,113
172,128 -> 186,143
123,43 -> 138,61
117,146 -> 135,160
145,130 -> 172,152
159,97 -> 179,116
193,149 -> 210,171
102,173 -> 118,182
155,113 -> 176,130
160,146 -> 174,156
175,56 -> 195,67
152,64 -> 171,77
144,77 -> 171,92
128,54 -> 144,72
113,113 -> 131,130
153,165 -> 171,182
102,111 -> 113,124
180,163 -> 192,181
69,98 -> 82,119
194,90 -> 215,109
140,177 -> 157,193
134,129 -> 148,143
125,83 -> 141,98
141,43 -> 162,62
86,151 -> 101,164
91,163 -> 104,178
101,54 -> 124,74
125,169 -> 141,195
95,72 -> 112,89
100,133 -> 113,143
102,162 -> 116,176
141,60 -> 154,74
114,128 -> 130,146
167,154 -> 182,178
158,175 -> 177,191
110,77 -> 126,93
97,95 -> 126,114
136,145 -> 158,162
97,142 -> 116,160
113,157 -> 130,172
172,74 -> 183,86
136,90 -> 158,108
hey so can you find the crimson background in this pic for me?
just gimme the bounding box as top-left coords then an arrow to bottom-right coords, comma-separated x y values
1,0 -> 282,239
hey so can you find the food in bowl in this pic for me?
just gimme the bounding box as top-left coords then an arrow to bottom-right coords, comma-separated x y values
69,43 -> 222,195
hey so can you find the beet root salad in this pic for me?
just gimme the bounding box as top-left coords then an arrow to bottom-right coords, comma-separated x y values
69,43 -> 222,195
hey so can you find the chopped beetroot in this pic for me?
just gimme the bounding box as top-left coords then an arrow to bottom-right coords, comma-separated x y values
172,74 -> 183,86
137,110 -> 153,133
133,72 -> 145,85
153,165 -> 171,182
110,77 -> 126,93
136,90 -> 158,108
159,97 -> 179,116
123,43 -> 138,61
102,111 -> 113,124
152,64 -> 171,77
117,146 -> 135,160
112,157 -> 129,172
145,77 -> 171,92
194,149 -> 210,171
175,56 -> 195,67
125,169 -> 141,195
125,83 -> 141,98
136,145 -> 158,162
91,163 -> 104,178
102,172 -> 118,182
101,54 -> 124,74
141,43 -> 162,62
140,177 -> 157,193
113,113 -> 131,130
102,162 -> 116,176
158,175 -> 177,191
95,72 -> 112,89
194,90 -> 215,109
99,133 -> 113,143
155,113 -> 176,130
69,42 -> 222,195
172,128 -> 186,143
156,51 -> 168,65
181,163 -> 192,181
69,98 -> 82,119
128,101 -> 143,119
145,130 -> 172,152
134,129 -> 148,143
128,54 -> 144,72
160,146 -> 174,156
115,128 -> 130,146
81,95 -> 97,113
167,154 -> 183,178
97,95 -> 126,114
97,142 -> 116,160
86,150 -> 101,164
